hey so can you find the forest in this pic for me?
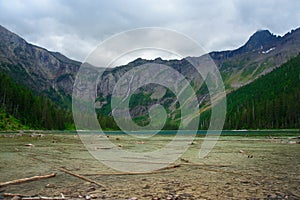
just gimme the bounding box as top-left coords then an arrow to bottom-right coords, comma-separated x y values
0,69 -> 73,130
1,54 -> 300,130
199,54 -> 300,130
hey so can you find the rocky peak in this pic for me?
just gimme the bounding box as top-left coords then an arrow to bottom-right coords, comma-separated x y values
210,29 -> 282,60
242,29 -> 279,51
0,25 -> 27,48
0,25 -> 81,107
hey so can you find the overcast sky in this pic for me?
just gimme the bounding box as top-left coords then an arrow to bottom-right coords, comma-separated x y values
0,0 -> 300,63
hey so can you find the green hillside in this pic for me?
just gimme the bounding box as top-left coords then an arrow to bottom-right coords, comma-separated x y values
1,53 -> 300,131
0,69 -> 73,130
96,55 -> 300,131
199,54 -> 300,130
0,108 -> 29,130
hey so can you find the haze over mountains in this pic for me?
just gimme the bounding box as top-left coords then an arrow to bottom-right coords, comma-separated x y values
0,25 -> 299,130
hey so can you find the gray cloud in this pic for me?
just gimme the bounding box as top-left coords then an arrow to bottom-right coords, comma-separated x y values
0,0 -> 299,63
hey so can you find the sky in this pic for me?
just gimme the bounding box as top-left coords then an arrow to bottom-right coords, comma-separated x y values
0,0 -> 300,63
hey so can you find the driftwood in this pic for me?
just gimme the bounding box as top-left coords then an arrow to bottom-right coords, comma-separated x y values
87,171 -> 164,176
82,164 -> 182,176
179,162 -> 246,175
58,167 -> 105,188
0,173 -> 56,187
3,193 -> 65,200
22,197 -> 65,200
3,193 -> 26,197
180,162 -> 230,168
99,164 -> 181,176
160,164 -> 181,170
83,162 -> 233,177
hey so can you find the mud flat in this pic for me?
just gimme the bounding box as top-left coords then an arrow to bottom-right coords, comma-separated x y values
0,132 -> 299,199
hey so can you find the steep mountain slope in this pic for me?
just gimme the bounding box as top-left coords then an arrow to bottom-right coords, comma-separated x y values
0,25 -> 80,107
0,70 -> 73,130
95,28 -> 300,128
199,54 -> 300,129
211,28 -> 300,88
1,25 -> 300,130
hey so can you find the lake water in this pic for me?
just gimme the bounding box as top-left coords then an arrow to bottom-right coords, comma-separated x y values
93,129 -> 300,136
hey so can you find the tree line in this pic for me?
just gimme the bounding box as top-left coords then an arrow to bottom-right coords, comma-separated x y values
0,70 -> 73,130
199,54 -> 300,130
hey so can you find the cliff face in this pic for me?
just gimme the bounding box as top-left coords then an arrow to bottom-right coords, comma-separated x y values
0,25 -> 80,106
95,28 -> 300,120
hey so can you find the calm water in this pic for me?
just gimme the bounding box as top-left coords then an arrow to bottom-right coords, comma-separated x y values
1,129 -> 299,136
89,129 -> 299,136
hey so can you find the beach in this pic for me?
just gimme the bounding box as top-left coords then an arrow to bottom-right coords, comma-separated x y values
0,132 -> 299,199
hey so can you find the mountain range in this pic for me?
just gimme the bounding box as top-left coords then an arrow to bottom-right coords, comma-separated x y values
0,25 -> 299,130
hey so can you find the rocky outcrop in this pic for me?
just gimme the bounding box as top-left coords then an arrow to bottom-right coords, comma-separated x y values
0,25 -> 80,106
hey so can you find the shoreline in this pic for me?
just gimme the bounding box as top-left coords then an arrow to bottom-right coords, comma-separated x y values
0,129 -> 299,137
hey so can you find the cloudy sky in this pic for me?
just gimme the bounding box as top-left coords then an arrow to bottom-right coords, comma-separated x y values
0,0 -> 300,62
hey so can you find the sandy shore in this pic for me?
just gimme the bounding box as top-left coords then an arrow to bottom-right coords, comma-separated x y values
0,133 -> 299,199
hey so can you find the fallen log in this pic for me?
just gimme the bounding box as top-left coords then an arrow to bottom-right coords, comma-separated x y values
82,164 -> 181,176
180,162 -> 230,168
58,167 -> 105,188
3,193 -> 25,197
83,163 -> 232,176
85,171 -> 163,176
0,173 -> 56,187
159,164 -> 181,170
22,197 -> 65,200
4,194 -> 65,200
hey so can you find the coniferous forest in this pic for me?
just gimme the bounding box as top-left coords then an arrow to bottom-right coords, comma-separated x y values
199,54 -> 300,130
1,54 -> 300,130
0,69 -> 73,130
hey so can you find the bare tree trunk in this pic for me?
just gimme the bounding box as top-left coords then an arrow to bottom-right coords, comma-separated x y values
0,173 -> 56,187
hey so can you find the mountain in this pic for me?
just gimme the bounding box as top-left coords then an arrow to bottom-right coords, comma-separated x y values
199,54 -> 300,129
94,28 -> 300,128
0,25 -> 300,130
210,28 -> 300,88
0,70 -> 73,130
0,25 -> 80,107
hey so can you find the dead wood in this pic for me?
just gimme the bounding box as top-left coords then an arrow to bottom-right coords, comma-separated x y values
57,167 -> 105,188
0,173 -> 56,187
82,164 -> 181,176
21,197 -> 65,200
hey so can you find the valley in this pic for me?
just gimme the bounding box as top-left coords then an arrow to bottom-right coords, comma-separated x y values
0,25 -> 300,131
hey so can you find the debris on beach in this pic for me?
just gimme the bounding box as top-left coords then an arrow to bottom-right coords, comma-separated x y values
0,173 -> 56,187
180,158 -> 189,163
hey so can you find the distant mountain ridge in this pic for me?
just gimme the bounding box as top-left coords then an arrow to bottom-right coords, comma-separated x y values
211,28 -> 300,59
94,27 -> 300,126
0,25 -> 300,129
0,25 -> 80,107
1,25 -> 300,98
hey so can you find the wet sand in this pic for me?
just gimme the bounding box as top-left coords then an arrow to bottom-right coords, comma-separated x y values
0,133 -> 299,199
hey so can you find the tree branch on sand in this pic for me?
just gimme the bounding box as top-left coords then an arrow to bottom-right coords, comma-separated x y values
57,167 -> 105,188
0,173 -> 56,187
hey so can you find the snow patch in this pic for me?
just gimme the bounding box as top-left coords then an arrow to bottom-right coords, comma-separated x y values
262,47 -> 275,54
